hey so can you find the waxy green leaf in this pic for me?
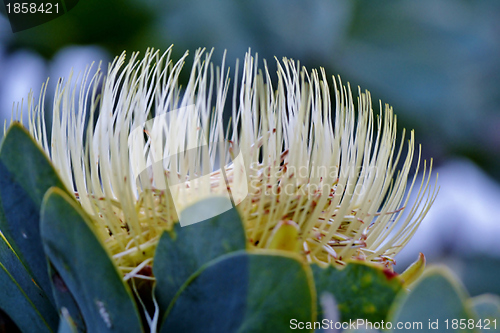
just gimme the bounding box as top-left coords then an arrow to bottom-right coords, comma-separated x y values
40,187 -> 143,333
57,307 -> 78,333
0,123 -> 69,303
48,263 -> 86,332
388,267 -> 479,332
0,234 -> 58,332
312,262 -> 402,323
161,251 -> 316,333
153,197 -> 247,314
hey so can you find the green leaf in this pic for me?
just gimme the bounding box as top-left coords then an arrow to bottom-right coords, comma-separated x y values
160,250 -> 316,333
388,266 -> 479,332
57,308 -> 78,333
468,294 -> 500,333
40,187 -> 143,333
312,262 -> 402,323
153,197 -> 247,314
0,123 -> 69,303
48,264 -> 86,333
0,234 -> 59,333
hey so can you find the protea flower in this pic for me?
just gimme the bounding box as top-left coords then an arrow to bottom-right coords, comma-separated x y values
13,46 -> 436,281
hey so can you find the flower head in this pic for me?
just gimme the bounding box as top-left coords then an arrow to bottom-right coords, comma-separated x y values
13,47 -> 437,278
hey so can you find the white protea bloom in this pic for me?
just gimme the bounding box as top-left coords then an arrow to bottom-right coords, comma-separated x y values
13,46 -> 437,278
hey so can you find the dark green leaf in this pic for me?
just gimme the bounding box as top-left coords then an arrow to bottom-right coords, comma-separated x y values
153,197 -> 246,314
48,264 -> 86,333
57,308 -> 78,333
0,234 -> 58,332
312,262 -> 402,323
0,123 -> 69,303
161,251 -> 315,333
40,187 -> 143,333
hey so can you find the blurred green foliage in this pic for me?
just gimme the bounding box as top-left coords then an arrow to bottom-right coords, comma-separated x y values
3,0 -> 498,179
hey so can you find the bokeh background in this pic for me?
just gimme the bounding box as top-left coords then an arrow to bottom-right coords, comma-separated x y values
1,0 -> 499,296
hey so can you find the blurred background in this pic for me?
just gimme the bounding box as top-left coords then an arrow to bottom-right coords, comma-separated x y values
0,0 -> 499,296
